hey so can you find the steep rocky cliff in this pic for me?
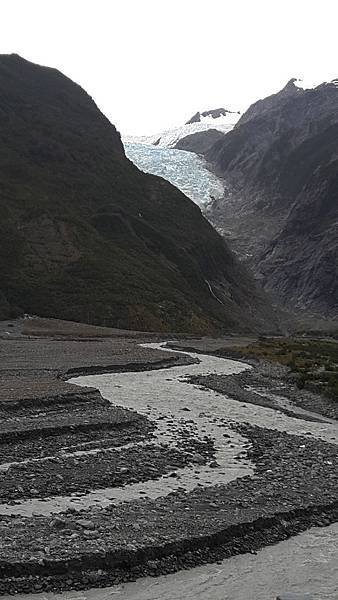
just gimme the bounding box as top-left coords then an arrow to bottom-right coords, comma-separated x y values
183,80 -> 338,318
0,54 -> 279,333
175,129 -> 225,154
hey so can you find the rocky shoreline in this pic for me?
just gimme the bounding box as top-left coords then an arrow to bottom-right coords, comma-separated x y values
167,339 -> 338,421
1,505 -> 337,595
186,365 -> 335,423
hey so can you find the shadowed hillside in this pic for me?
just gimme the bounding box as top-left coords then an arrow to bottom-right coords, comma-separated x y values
177,80 -> 338,320
0,54 -> 279,333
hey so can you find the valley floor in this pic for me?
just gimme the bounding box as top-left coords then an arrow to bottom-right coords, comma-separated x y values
0,319 -> 337,598
6,524 -> 337,600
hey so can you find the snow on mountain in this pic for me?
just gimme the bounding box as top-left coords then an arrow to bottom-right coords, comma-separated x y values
122,109 -> 238,208
186,107 -> 240,124
123,109 -> 240,148
124,142 -> 224,208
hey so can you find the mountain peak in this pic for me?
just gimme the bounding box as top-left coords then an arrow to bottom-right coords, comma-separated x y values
279,77 -> 303,96
124,108 -> 239,148
284,77 -> 300,89
186,108 -> 240,125
236,78 -> 303,127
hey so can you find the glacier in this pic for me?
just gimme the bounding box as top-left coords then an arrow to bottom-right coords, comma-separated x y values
125,142 -> 224,208
123,110 -> 239,207
123,112 -> 239,148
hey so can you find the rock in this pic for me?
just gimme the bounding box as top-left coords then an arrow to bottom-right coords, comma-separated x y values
83,530 -> 99,538
190,453 -> 205,464
77,519 -> 95,530
50,518 -> 67,529
185,107 -> 236,124
176,129 -> 226,154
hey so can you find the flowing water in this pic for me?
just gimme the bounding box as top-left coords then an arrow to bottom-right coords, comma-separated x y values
3,344 -> 337,517
7,524 -> 336,600
2,344 -> 337,598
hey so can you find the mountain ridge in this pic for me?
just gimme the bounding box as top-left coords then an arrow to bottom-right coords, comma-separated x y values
0,54 -> 279,333
200,80 -> 338,318
186,108 -> 240,125
168,80 -> 338,319
123,108 -> 239,148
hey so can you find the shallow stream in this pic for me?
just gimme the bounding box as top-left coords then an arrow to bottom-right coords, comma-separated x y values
2,343 -> 337,599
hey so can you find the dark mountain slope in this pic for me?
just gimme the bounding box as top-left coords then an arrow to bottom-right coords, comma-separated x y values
184,80 -> 338,318
259,149 -> 338,313
0,54 -> 278,333
207,80 -> 338,190
175,129 -> 225,154
235,78 -> 301,126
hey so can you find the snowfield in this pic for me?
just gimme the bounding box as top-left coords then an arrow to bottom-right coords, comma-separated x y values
123,112 -> 239,148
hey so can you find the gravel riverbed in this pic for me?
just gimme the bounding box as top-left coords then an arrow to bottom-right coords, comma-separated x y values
0,338 -> 337,597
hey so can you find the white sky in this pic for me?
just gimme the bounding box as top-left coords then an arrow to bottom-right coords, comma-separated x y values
1,0 -> 338,135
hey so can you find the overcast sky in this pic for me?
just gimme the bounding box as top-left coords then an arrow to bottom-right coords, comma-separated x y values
1,0 -> 338,135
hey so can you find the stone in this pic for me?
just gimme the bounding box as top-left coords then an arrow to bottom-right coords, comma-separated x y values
190,453 -> 205,464
50,518 -> 67,529
77,519 -> 95,530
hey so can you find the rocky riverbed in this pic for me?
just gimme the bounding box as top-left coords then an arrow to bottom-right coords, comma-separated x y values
8,524 -> 335,600
0,328 -> 337,597
167,338 -> 338,421
186,364 -> 336,423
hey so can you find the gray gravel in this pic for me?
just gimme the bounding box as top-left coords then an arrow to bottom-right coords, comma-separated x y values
0,336 -> 337,595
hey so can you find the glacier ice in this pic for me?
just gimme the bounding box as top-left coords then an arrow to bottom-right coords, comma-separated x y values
125,142 -> 224,208
123,114 -> 237,148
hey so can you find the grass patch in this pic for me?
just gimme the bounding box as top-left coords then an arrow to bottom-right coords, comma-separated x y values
235,337 -> 338,400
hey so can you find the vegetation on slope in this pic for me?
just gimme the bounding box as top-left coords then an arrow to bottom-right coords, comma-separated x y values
234,338 -> 338,400
0,54 -> 278,333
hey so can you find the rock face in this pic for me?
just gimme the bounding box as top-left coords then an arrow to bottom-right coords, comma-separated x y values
186,108 -> 239,124
175,129 -> 225,154
197,79 -> 338,318
124,110 -> 238,149
0,54 -> 278,333
236,78 -> 301,127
